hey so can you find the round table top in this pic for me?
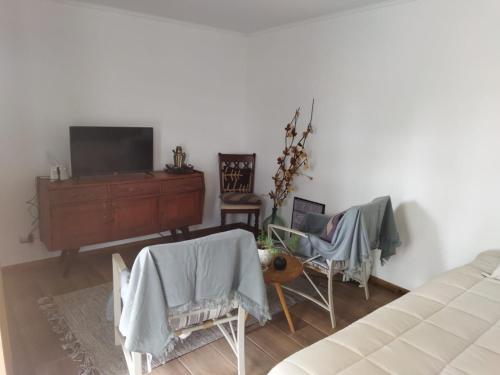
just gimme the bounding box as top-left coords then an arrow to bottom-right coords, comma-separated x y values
263,254 -> 304,284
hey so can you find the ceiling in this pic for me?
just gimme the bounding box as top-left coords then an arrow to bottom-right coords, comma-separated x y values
71,0 -> 394,34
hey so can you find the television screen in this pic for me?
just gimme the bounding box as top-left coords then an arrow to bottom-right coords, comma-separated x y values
70,126 -> 153,177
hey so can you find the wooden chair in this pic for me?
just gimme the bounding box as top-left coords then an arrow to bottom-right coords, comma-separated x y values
218,153 -> 261,236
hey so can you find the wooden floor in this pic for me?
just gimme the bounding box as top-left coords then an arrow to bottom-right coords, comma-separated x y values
3,236 -> 402,375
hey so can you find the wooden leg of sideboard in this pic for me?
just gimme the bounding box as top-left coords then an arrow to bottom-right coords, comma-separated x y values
59,250 -> 67,264
62,249 -> 79,277
60,249 -> 68,267
180,227 -> 190,240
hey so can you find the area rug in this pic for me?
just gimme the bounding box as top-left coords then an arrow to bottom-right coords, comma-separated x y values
39,282 -> 307,375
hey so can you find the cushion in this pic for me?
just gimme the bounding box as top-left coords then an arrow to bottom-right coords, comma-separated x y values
221,192 -> 261,205
320,211 -> 345,242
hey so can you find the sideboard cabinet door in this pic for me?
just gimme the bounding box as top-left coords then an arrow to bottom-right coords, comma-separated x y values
111,197 -> 160,239
51,202 -> 111,250
159,191 -> 203,230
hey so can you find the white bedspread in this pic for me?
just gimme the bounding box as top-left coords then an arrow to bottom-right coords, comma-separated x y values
269,250 -> 500,375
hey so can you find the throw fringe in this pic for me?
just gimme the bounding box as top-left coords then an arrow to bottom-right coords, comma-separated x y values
235,291 -> 271,324
165,292 -> 270,324
142,292 -> 270,360
38,296 -> 99,375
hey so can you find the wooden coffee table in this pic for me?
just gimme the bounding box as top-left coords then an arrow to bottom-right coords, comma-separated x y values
263,254 -> 303,333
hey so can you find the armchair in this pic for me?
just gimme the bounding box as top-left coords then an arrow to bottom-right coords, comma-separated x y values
268,196 -> 400,329
111,229 -> 271,375
267,216 -> 371,329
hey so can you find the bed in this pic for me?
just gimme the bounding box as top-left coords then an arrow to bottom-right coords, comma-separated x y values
269,250 -> 500,375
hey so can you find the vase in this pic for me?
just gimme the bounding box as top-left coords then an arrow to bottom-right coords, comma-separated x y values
257,248 -> 273,268
262,207 -> 286,239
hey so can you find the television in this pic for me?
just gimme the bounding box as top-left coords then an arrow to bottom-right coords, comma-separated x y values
70,126 -> 153,177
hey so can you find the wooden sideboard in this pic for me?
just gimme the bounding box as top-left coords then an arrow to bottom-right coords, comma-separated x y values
37,171 -> 205,275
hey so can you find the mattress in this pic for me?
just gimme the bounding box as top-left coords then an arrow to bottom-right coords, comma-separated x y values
269,250 -> 500,375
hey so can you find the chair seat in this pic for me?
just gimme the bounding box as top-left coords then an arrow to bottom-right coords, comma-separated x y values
221,192 -> 261,205
295,254 -> 329,272
294,254 -> 350,275
221,202 -> 261,210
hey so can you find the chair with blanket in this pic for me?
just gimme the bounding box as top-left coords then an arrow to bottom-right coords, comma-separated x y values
113,229 -> 270,375
268,196 -> 401,328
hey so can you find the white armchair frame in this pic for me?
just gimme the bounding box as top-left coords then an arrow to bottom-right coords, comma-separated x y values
112,253 -> 246,375
267,224 -> 370,329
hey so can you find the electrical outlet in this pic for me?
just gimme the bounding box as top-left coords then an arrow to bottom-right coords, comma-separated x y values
19,233 -> 34,243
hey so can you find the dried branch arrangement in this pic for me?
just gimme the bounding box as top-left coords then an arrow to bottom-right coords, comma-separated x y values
269,100 -> 315,209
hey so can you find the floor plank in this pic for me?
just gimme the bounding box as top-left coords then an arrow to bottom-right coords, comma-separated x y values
35,357 -> 79,375
178,344 -> 236,375
289,301 -> 348,335
271,312 -> 327,347
211,337 -> 276,375
6,320 -> 33,375
247,324 -> 303,361
151,359 -> 191,375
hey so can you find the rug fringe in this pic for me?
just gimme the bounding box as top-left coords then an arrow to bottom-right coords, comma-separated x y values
38,296 -> 99,375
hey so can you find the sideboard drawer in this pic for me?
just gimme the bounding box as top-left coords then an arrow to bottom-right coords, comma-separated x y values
50,186 -> 107,205
162,177 -> 203,195
110,182 -> 160,198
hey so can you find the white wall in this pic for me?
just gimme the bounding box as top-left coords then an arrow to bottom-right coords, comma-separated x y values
246,0 -> 500,289
0,0 -> 34,266
3,0 -> 500,291
0,0 -> 247,265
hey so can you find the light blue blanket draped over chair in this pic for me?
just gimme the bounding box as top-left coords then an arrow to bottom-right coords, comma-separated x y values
113,229 -> 270,375
268,196 -> 401,328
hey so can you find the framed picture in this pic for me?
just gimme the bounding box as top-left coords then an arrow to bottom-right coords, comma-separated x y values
291,197 -> 326,230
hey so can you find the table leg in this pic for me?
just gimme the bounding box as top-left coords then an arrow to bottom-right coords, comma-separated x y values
273,283 -> 295,333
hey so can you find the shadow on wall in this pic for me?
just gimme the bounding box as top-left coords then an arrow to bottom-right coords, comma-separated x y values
389,200 -> 445,284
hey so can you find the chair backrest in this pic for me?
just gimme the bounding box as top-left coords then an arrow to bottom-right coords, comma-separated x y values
218,153 -> 256,194
112,230 -> 252,374
302,212 -> 331,235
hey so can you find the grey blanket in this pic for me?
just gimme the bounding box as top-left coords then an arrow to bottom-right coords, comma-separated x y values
119,229 -> 270,357
296,196 -> 401,277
